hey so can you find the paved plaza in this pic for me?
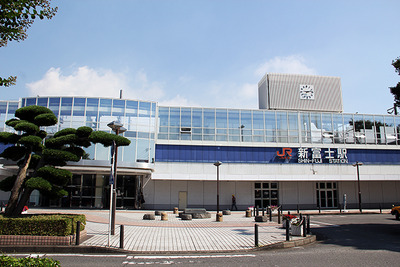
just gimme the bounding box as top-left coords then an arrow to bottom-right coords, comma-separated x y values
29,208 -> 310,253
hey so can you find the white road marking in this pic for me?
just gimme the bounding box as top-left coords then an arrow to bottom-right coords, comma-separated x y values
132,254 -> 256,260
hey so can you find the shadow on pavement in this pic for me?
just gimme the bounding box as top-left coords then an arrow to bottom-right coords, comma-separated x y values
312,219 -> 400,253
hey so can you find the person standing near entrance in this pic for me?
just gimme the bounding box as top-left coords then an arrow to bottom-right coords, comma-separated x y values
231,195 -> 238,211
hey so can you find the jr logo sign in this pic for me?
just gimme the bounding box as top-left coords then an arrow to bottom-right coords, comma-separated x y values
276,148 -> 292,160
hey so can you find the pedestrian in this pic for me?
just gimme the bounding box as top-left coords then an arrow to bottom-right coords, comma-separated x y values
231,194 -> 238,211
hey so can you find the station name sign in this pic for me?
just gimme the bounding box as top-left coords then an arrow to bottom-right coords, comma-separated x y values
276,147 -> 349,164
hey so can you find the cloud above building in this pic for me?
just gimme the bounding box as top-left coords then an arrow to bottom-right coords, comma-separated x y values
26,66 -> 165,102
255,55 -> 317,77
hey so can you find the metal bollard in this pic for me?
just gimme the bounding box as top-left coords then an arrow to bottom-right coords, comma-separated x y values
318,205 -> 321,213
256,206 -> 259,216
379,204 -> 382,214
120,225 -> 124,249
285,219 -> 290,241
278,208 -> 281,224
269,208 -> 272,222
75,221 -> 81,246
339,203 -> 342,213
306,215 -> 310,234
297,204 -> 299,214
254,224 -> 259,247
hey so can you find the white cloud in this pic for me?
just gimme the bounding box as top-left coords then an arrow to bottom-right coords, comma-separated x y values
158,94 -> 200,107
26,66 -> 166,102
255,55 -> 317,76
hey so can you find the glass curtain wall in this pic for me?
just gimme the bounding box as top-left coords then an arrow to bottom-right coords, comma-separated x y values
157,107 -> 400,146
22,97 -> 156,163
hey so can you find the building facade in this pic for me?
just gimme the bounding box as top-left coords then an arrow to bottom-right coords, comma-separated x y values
1,73 -> 400,210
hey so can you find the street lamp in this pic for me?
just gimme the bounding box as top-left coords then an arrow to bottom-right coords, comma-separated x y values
214,161 -> 222,220
107,121 -> 127,235
352,162 -> 363,212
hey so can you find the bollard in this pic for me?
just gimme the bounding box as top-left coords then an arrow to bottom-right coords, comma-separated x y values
339,203 -> 342,213
303,218 -> 307,237
120,225 -> 124,249
254,224 -> 259,247
278,208 -> 281,224
318,205 -> 321,214
246,209 -> 252,217
269,208 -> 272,222
75,221 -> 81,246
262,207 -> 265,216
285,219 -> 290,241
379,204 -> 382,214
297,204 -> 299,214
256,206 -> 259,216
306,215 -> 310,234
216,213 -> 223,222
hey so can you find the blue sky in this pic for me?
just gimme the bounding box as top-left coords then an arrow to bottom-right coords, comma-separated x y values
1,0 -> 399,115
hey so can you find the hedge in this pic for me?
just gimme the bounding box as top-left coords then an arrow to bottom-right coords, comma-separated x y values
0,214 -> 86,236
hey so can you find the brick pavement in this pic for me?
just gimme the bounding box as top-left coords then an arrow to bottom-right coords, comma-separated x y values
28,208 -> 320,253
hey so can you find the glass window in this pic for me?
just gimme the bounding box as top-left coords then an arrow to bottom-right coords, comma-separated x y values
126,100 -> 138,114
240,110 -> 252,130
228,110 -> 239,129
48,97 -> 60,115
253,111 -> 264,129
26,98 -> 36,106
288,112 -> 298,130
332,114 -> 344,144
138,102 -> 151,118
99,99 -> 112,116
384,116 -> 396,145
169,108 -> 180,127
112,99 -> 125,116
158,107 -> 169,127
181,108 -> 191,127
86,98 -> 99,116
203,109 -> 215,128
216,109 -> 227,128
60,98 -> 73,116
73,98 -> 86,116
374,116 -> 385,145
37,98 -> 48,107
343,114 -> 355,144
192,109 -> 202,127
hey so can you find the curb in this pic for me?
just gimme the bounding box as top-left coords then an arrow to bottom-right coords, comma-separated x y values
0,235 -> 317,255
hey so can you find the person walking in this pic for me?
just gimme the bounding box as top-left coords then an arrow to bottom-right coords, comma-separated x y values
231,194 -> 238,211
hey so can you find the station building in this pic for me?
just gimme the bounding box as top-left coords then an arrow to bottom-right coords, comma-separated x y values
1,73 -> 400,210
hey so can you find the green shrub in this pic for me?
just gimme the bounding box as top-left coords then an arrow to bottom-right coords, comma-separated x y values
0,214 -> 86,236
0,255 -> 60,266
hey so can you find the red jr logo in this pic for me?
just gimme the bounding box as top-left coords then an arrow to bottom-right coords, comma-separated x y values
277,148 -> 292,159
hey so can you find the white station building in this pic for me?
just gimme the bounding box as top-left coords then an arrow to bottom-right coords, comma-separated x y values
1,73 -> 400,210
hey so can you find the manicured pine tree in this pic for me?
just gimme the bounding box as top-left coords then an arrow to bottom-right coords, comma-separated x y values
0,105 -> 130,217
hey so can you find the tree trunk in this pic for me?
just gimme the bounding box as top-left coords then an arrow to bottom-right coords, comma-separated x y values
4,152 -> 32,217
14,187 -> 33,216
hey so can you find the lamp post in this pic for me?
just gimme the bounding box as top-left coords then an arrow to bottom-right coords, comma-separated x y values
107,121 -> 127,235
214,161 -> 222,220
352,161 -> 363,212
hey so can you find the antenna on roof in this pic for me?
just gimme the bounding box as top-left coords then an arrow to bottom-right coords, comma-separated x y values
120,89 -> 123,99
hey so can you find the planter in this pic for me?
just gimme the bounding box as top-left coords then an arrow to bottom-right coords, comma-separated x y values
291,224 -> 303,236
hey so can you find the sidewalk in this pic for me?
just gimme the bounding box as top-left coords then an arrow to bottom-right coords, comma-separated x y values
27,208 -> 317,253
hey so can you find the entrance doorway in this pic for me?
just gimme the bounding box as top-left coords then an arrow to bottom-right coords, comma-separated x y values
316,182 -> 338,208
178,191 -> 187,210
254,182 -> 279,208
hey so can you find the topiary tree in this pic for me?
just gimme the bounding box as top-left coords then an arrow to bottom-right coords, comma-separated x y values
0,105 -> 130,217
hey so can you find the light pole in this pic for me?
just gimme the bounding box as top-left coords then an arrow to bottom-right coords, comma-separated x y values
214,161 -> 222,220
108,121 -> 126,235
352,161 -> 363,212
